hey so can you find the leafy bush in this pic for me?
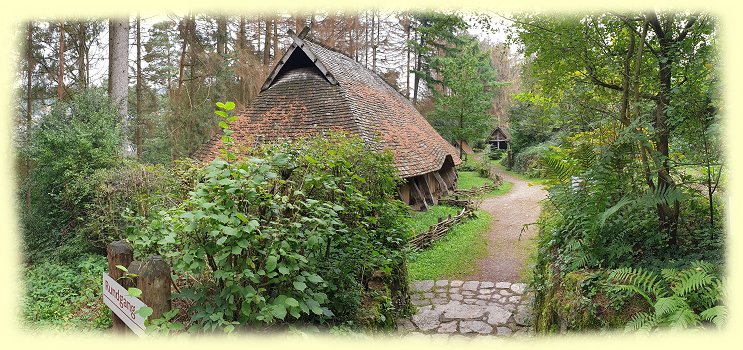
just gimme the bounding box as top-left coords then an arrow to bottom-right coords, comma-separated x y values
22,254 -> 111,330
82,159 -> 200,249
512,142 -> 552,178
19,90 -> 123,262
128,104 -> 411,332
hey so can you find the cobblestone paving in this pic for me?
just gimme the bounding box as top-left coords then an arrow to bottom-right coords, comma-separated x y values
397,280 -> 534,339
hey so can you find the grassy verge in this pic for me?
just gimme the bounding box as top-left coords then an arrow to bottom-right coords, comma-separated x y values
407,210 -> 492,280
457,171 -> 493,189
406,205 -> 462,237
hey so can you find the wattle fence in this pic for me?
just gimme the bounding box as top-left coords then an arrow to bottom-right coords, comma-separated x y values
409,176 -> 502,250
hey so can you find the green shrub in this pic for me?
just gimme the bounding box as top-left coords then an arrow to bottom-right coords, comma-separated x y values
82,159 -> 200,249
128,106 -> 411,332
22,254 -> 112,330
19,90 -> 123,262
512,142 -> 551,178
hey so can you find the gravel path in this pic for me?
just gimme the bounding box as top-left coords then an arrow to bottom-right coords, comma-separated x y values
398,165 -> 547,339
465,166 -> 547,283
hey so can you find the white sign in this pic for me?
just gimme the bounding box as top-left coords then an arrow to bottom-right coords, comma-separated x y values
102,273 -> 148,336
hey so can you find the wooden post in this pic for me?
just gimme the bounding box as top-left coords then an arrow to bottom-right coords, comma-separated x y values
130,256 -> 172,321
107,240 -> 133,334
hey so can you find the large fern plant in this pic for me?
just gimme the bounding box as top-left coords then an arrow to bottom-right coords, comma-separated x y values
608,261 -> 726,332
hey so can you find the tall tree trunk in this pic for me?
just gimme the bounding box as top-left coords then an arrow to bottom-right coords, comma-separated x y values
26,21 -> 33,210
648,13 -> 681,247
57,21 -> 65,100
371,12 -> 377,72
109,18 -> 130,154
272,17 -> 278,60
78,22 -> 87,89
135,15 -> 143,158
263,18 -> 271,65
176,18 -> 187,100
404,15 -> 411,99
216,16 -> 227,56
238,16 -> 246,105
413,30 -> 422,103
364,11 -> 369,67
632,21 -> 655,191
619,26 -> 634,126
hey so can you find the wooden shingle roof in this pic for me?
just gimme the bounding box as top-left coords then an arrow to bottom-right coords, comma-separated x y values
196,29 -> 461,179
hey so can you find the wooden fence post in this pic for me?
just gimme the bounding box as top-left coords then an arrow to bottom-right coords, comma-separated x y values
130,256 -> 172,321
107,240 -> 133,334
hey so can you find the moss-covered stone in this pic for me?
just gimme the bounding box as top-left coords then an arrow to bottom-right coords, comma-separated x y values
533,265 -> 649,333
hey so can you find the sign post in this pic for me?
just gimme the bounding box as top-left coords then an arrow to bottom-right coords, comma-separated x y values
102,273 -> 149,336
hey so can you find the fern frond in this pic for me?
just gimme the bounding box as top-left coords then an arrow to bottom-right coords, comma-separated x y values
700,305 -> 727,328
654,296 -> 687,318
660,268 -> 679,282
625,311 -> 657,333
609,267 -> 667,303
542,155 -> 574,182
598,196 -> 633,228
671,269 -> 714,296
667,307 -> 701,329
637,185 -> 685,207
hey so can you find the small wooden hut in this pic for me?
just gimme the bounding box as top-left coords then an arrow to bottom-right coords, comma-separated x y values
488,126 -> 511,150
195,28 -> 461,210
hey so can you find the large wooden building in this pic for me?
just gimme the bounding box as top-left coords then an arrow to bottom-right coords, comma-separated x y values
196,29 -> 461,210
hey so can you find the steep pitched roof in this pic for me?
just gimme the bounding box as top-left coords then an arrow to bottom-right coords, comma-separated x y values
489,126 -> 511,140
196,29 -> 461,179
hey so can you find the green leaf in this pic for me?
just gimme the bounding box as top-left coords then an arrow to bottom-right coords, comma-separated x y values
216,236 -> 228,245
306,274 -> 323,284
127,287 -> 142,298
218,121 -> 229,129
225,101 -> 236,110
293,281 -> 307,292
285,297 -> 299,307
235,213 -> 248,222
216,102 -> 226,109
265,255 -> 277,272
116,265 -> 128,273
278,265 -> 290,275
137,306 -> 153,319
271,304 -> 287,320
231,246 -> 242,255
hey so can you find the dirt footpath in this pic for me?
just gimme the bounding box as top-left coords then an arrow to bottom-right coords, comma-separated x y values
464,167 -> 547,282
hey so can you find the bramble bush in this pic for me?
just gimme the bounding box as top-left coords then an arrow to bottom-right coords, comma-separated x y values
127,102 -> 411,333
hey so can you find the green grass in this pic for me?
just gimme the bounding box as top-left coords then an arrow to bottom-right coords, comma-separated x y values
487,181 -> 513,197
407,210 -> 492,280
406,205 -> 462,236
458,171 -> 494,189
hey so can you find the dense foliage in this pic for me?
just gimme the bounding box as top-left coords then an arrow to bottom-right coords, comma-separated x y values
125,106 -> 412,333
504,12 -> 725,333
19,90 -> 122,262
22,255 -> 111,331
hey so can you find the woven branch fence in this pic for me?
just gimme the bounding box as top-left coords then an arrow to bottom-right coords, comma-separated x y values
409,177 -> 502,250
